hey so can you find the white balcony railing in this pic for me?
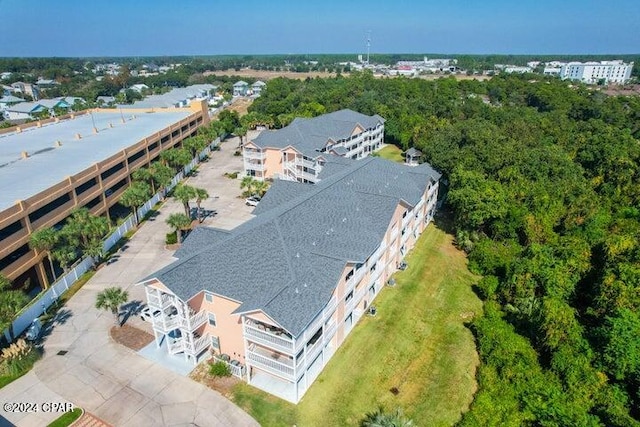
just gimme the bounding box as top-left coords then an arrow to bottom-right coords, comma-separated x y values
188,333 -> 211,355
148,292 -> 174,310
247,348 -> 295,379
324,320 -> 337,340
389,227 -> 399,242
323,296 -> 338,317
305,339 -> 324,364
152,310 -> 207,333
244,161 -> 265,171
243,150 -> 265,160
244,323 -> 295,354
294,157 -> 316,169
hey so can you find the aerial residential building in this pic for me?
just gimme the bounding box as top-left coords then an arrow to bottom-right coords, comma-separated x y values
3,97 -> 85,121
233,81 -> 250,96
251,81 -> 266,95
0,101 -> 210,293
243,109 -> 385,183
139,156 -> 441,403
10,82 -> 40,101
0,95 -> 25,111
560,60 -> 634,84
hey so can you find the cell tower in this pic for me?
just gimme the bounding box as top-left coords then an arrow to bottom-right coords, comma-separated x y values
366,31 -> 371,65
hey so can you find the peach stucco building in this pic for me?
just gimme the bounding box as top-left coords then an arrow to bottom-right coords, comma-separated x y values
139,155 -> 440,403
243,109 -> 385,183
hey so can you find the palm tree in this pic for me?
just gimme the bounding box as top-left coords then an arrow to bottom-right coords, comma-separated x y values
120,181 -> 151,224
360,408 -> 414,427
173,184 -> 197,217
240,176 -> 255,198
150,162 -> 174,199
194,187 -> 209,223
95,287 -> 129,327
29,227 -> 59,283
132,167 -> 155,193
0,274 -> 29,333
166,213 -> 192,243
234,126 -> 248,147
253,180 -> 269,197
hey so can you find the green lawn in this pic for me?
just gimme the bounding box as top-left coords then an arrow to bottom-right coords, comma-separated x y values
47,408 -> 82,427
230,225 -> 482,426
376,145 -> 404,163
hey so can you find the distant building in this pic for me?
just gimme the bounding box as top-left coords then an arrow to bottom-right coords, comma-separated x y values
0,95 -> 25,111
543,67 -> 562,76
96,95 -> 116,106
128,84 -> 149,93
233,81 -> 249,96
560,60 -> 634,84
122,84 -> 216,109
35,79 -> 59,88
0,72 -> 12,80
251,81 -> 266,95
10,82 -> 40,101
502,66 -> 532,74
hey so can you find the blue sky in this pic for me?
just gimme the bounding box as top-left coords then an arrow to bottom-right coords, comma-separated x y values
0,0 -> 638,56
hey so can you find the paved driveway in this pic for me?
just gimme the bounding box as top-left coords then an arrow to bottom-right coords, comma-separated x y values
0,137 -> 258,427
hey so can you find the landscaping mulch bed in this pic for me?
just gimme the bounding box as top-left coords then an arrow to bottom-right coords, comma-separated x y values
109,325 -> 154,351
190,358 -> 240,397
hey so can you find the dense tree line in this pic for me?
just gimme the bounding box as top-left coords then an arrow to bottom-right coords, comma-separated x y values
249,72 -> 640,425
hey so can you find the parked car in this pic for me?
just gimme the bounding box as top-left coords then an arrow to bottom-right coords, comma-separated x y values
140,307 -> 161,322
245,196 -> 261,207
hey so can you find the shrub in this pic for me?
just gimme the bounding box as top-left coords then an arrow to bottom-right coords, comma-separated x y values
233,150 -> 241,156
0,339 -> 41,377
224,172 -> 239,179
165,232 -> 178,245
209,360 -> 231,377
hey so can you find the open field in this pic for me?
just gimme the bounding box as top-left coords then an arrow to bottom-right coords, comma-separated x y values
205,69 -> 491,82
376,144 -> 405,163
228,224 -> 483,426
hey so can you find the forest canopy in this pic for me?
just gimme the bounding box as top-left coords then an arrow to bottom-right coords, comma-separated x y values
249,72 -> 640,426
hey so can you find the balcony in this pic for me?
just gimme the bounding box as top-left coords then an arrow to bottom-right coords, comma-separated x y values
147,292 -> 174,310
244,160 -> 265,171
247,344 -> 295,380
346,267 -> 367,293
294,157 -> 316,169
389,227 -> 399,242
323,296 -> 338,317
152,310 -> 207,333
243,150 -> 265,160
187,332 -> 211,355
324,320 -> 337,340
244,321 -> 295,354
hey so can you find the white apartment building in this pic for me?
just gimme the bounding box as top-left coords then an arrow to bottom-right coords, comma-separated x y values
560,60 -> 634,84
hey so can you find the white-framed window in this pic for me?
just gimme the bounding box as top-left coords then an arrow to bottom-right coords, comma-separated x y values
208,312 -> 217,327
205,292 -> 213,303
211,335 -> 220,350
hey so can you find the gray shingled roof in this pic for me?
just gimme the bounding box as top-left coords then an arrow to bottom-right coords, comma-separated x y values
252,180 -> 316,215
145,157 -> 440,337
406,147 -> 422,157
174,227 -> 232,258
251,109 -> 385,158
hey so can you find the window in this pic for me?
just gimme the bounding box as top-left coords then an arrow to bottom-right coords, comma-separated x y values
205,292 -> 213,303
345,268 -> 354,281
208,312 -> 216,327
211,335 -> 220,350
370,263 -> 377,273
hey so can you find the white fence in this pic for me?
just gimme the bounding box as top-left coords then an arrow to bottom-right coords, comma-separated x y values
3,138 -> 221,343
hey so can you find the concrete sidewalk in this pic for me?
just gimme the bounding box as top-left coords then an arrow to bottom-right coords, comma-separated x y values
0,137 -> 258,427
